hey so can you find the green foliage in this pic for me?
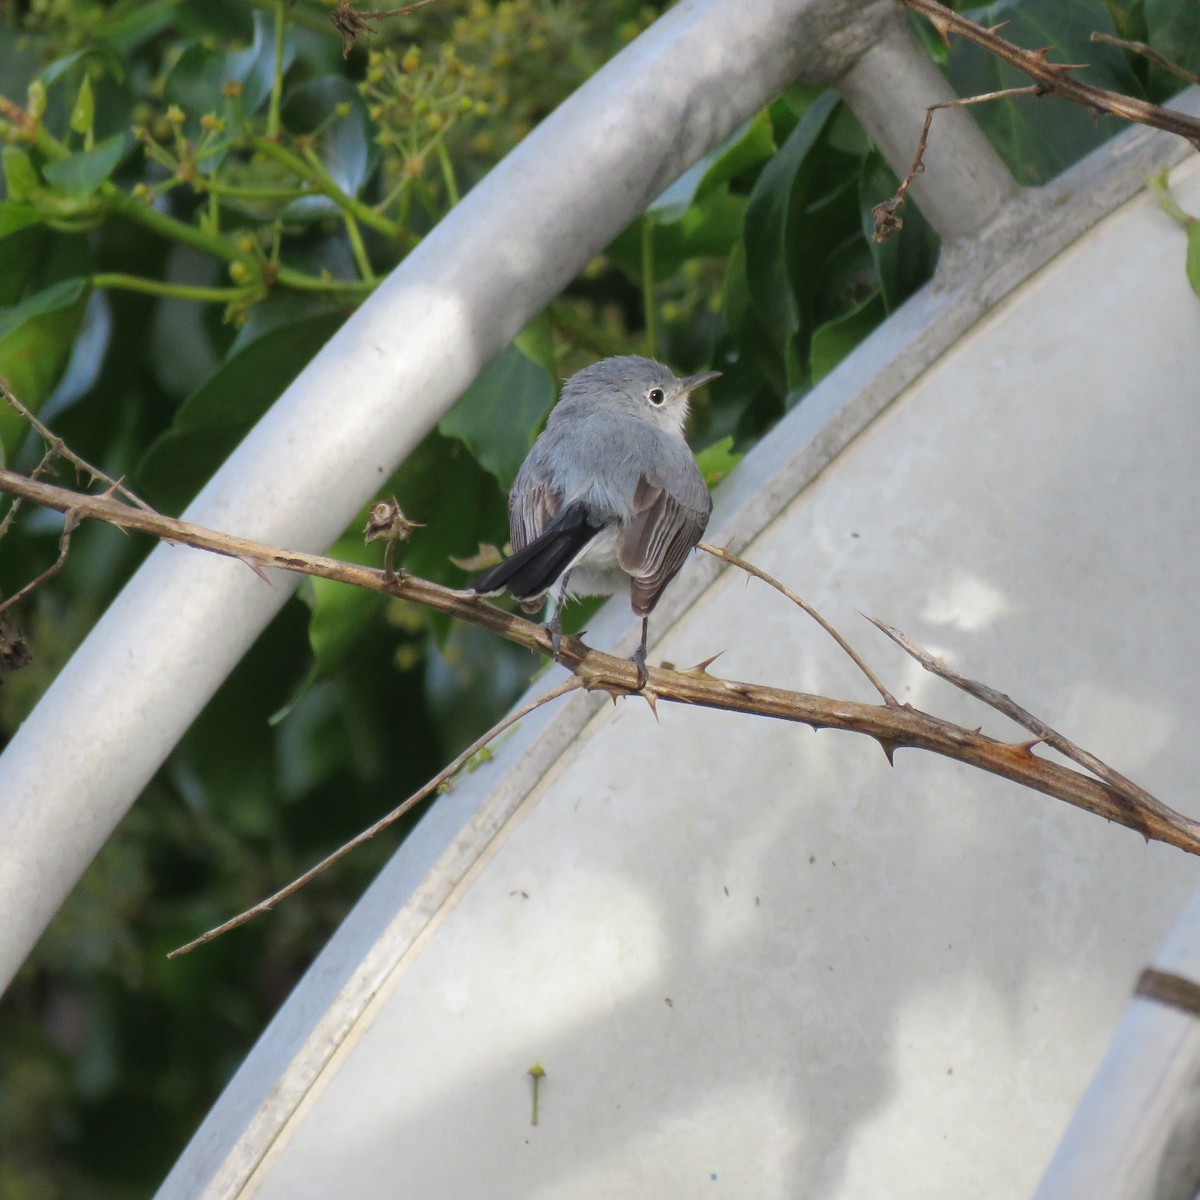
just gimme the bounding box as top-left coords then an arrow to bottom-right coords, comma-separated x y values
0,0 -> 1192,1194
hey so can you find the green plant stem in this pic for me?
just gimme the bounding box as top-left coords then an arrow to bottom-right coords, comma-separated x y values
91,274 -> 255,303
435,137 -> 459,207
201,180 -> 309,201
249,134 -> 402,240
267,0 -> 287,141
1148,168 -> 1194,228
272,265 -> 375,298
641,219 -> 657,357
342,214 -> 376,283
101,185 -> 242,262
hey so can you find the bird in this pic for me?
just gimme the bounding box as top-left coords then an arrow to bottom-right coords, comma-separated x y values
472,355 -> 719,687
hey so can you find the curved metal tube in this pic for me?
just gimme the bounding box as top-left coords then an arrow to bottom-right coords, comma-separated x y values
0,0 -> 913,992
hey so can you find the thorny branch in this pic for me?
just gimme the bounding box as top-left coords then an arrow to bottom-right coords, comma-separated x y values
700,541 -> 898,706
2,464 -> 1199,882
876,0 -> 1200,241
169,675 -> 584,957
0,381 -> 152,623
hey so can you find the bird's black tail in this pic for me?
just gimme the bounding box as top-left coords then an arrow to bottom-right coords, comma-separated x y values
473,500 -> 602,601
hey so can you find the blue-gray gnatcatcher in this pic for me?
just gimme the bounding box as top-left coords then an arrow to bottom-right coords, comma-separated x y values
473,355 -> 720,685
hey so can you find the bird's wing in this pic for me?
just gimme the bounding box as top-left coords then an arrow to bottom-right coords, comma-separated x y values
616,454 -> 712,617
509,466 -> 562,553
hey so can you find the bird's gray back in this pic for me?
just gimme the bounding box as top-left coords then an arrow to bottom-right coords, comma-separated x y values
510,407 -> 707,550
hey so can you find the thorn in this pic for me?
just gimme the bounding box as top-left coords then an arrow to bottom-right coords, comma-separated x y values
684,649 -> 725,676
986,20 -> 1008,35
240,556 -> 273,585
931,14 -> 953,47
641,690 -> 660,722
1013,737 -> 1045,755
878,738 -> 899,766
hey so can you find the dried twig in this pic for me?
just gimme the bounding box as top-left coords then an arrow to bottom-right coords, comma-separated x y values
867,618 -> 1173,828
1090,32 -> 1200,89
877,0 -> 1200,241
872,87 -> 1040,241
0,509 -> 78,621
169,675 -> 583,956
0,378 -> 152,514
331,0 -> 444,57
2,465 -> 1198,862
699,541 -> 898,706
896,0 -> 1200,149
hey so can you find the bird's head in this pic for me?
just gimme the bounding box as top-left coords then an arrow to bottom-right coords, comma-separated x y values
560,355 -> 721,437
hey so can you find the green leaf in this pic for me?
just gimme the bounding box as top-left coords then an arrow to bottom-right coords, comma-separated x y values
0,204 -> 44,242
165,13 -> 292,151
809,289 -> 886,384
694,435 -> 742,487
283,77 -> 376,200
138,309 -> 345,511
953,0 -> 1140,184
743,89 -> 840,359
439,344 -> 555,491
1146,0 -> 1200,75
272,530 -> 384,724
69,75 -> 95,137
41,134 -> 127,197
0,278 -> 90,458
1186,222 -> 1200,298
2,148 -> 40,202
40,45 -> 127,87
648,109 -> 776,224
385,432 -> 509,592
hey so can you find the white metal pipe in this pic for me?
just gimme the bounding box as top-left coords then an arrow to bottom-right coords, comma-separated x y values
1032,891 -> 1200,1200
836,17 -> 1019,240
0,0 -> 902,993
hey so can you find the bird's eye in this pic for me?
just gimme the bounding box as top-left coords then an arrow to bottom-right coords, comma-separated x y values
647,387 -> 665,406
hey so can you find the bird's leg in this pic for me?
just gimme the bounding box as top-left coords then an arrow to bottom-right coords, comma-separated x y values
545,573 -> 571,662
630,616 -> 649,690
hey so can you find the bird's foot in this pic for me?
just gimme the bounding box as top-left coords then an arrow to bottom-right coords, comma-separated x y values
630,645 -> 649,691
545,613 -> 564,662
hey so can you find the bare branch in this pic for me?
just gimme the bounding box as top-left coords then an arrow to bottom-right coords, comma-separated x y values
867,617 -> 1176,830
699,541 -> 898,706
873,87 -> 1040,242
1090,32 -> 1200,89
896,0 -> 1200,150
169,675 -> 583,956
331,0 -> 445,57
3,465 -> 1198,860
0,377 -> 152,513
0,509 -> 78,620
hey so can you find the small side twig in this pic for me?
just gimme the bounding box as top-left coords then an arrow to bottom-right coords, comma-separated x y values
867,617 -> 1174,826
169,674 -> 584,955
0,510 -> 78,621
896,0 -> 1200,147
1090,32 -> 1200,90
331,0 -> 444,57
872,87 -> 1041,242
1,377 -> 153,514
700,541 -> 898,706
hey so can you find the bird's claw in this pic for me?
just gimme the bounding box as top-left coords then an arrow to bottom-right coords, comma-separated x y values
545,615 -> 564,662
630,646 -> 649,691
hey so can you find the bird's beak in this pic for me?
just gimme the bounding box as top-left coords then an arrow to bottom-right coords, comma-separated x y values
676,369 -> 722,396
